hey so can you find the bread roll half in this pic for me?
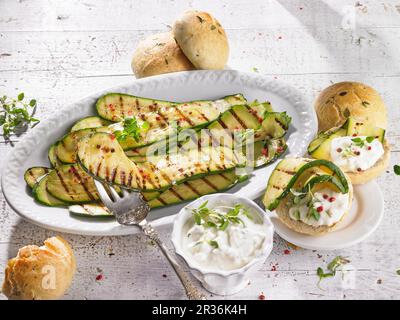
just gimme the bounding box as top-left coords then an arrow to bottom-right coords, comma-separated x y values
275,174 -> 353,236
2,236 -> 76,300
131,32 -> 195,78
173,10 -> 229,69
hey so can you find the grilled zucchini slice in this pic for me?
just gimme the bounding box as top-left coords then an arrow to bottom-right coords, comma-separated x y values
71,116 -> 112,132
96,93 -> 246,122
263,158 -> 349,210
32,174 -> 67,207
24,167 -> 50,188
48,142 -> 63,168
77,132 -> 245,192
69,170 -> 246,216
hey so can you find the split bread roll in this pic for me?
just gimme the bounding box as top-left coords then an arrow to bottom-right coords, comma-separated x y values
173,10 -> 229,69
276,173 -> 353,236
315,82 -> 387,132
131,32 -> 195,78
345,139 -> 390,185
2,236 -> 76,300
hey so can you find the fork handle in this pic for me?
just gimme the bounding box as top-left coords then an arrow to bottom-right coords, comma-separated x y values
140,220 -> 206,300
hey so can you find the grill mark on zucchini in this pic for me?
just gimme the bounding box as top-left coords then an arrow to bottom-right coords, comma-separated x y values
127,170 -> 133,186
111,167 -> 118,183
198,111 -> 210,122
229,109 -> 248,129
120,171 -> 126,185
202,177 -> 219,191
276,168 -> 296,175
184,181 -> 202,196
96,160 -> 103,176
105,166 -> 110,182
120,96 -> 125,117
156,196 -> 168,206
156,110 -> 169,124
56,171 -> 74,199
219,173 -> 230,181
218,119 -> 228,129
169,188 -> 185,201
175,108 -> 195,126
70,166 -> 96,201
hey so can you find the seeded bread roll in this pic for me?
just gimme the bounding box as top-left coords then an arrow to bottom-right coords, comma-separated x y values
173,10 -> 229,69
275,173 -> 353,236
2,236 -> 76,300
315,82 -> 387,132
131,32 -> 195,78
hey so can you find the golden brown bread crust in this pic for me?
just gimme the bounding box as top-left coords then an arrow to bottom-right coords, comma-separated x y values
346,140 -> 390,185
131,32 -> 195,78
173,10 -> 229,69
2,236 -> 76,300
275,173 -> 353,236
315,82 -> 387,132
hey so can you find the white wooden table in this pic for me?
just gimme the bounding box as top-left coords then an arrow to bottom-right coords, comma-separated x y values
1,0 -> 399,300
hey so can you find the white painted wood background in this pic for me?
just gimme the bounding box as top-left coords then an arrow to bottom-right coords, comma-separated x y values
0,0 -> 399,300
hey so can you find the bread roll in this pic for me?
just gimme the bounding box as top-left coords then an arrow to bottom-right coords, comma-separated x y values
173,10 -> 229,69
131,32 -> 195,78
275,174 -> 353,236
315,82 -> 387,132
2,236 -> 76,300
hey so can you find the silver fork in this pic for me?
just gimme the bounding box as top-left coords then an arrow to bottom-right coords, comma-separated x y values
93,180 -> 206,300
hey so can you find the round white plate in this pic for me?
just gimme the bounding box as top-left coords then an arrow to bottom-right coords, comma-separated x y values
1,70 -> 317,236
271,180 -> 384,250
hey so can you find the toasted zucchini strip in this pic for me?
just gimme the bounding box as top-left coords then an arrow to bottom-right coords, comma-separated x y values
96,93 -> 246,122
48,142 -> 63,168
148,169 -> 245,208
78,132 -> 245,192
33,174 -> 67,207
68,170 -> 247,216
71,116 -> 112,132
24,167 -> 50,188
69,204 -> 113,217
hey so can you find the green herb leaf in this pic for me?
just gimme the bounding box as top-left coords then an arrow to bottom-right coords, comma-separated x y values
396,269 -> 400,275
208,240 -> 219,249
351,137 -> 362,143
0,93 -> 40,139
114,118 -> 149,142
366,136 -> 375,143
317,256 -> 350,289
394,165 -> 400,176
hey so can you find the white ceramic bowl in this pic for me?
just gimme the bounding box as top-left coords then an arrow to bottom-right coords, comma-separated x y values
171,193 -> 274,296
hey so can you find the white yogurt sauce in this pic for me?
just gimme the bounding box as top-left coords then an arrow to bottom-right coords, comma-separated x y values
289,188 -> 349,227
182,206 -> 266,270
330,136 -> 384,172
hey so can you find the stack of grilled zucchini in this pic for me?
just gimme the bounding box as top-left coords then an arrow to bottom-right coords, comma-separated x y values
24,93 -> 291,218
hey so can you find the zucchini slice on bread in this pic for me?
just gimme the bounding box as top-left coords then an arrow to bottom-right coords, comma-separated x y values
263,158 -> 353,236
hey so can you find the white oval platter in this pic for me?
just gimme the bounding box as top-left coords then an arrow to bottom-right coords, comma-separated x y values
1,70 -> 317,236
